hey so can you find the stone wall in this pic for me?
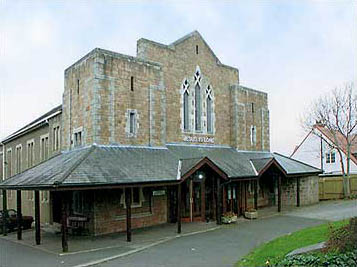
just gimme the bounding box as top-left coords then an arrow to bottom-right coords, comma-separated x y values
93,188 -> 167,236
280,175 -> 319,207
63,49 -> 164,148
137,32 -> 270,150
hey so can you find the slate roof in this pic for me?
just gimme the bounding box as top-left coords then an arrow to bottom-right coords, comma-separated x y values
2,105 -> 62,144
0,144 -> 321,190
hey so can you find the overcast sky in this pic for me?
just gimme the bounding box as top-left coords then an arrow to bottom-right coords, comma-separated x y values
0,0 -> 356,155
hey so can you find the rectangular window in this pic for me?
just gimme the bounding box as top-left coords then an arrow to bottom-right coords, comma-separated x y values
326,151 -> 336,163
251,126 -> 257,146
41,191 -> 49,202
40,135 -> 49,161
53,126 -> 60,151
129,112 -> 136,134
27,140 -> 34,168
73,191 -> 84,214
77,79 -> 80,95
15,145 -> 22,174
251,103 -> 255,113
74,131 -> 82,147
28,191 -> 34,201
6,149 -> 12,178
132,188 -> 140,205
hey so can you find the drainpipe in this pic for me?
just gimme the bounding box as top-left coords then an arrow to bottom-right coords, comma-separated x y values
0,142 -> 5,181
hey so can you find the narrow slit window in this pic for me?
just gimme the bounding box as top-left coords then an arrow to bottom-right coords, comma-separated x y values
196,45 -> 199,55
130,76 -> 134,91
251,103 -> 255,113
77,79 -> 80,95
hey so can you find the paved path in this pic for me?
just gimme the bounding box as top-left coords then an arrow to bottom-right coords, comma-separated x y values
0,199 -> 355,267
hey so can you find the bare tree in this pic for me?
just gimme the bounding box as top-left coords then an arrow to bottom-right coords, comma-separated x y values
303,82 -> 357,197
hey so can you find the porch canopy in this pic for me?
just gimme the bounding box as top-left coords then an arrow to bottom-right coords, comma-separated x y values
0,144 -> 321,190
0,144 -> 321,251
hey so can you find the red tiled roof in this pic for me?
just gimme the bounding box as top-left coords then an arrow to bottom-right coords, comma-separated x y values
314,124 -> 357,165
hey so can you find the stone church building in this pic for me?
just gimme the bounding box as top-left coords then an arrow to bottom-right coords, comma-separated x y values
0,31 -> 320,250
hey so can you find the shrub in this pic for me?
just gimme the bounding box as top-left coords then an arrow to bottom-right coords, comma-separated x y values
323,217 -> 357,253
274,250 -> 357,267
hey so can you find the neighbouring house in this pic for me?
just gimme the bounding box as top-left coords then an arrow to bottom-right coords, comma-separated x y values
291,124 -> 357,175
0,31 -> 321,251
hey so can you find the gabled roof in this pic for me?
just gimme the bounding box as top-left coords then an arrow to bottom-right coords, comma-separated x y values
2,105 -> 62,144
294,124 -> 357,165
0,144 -> 321,190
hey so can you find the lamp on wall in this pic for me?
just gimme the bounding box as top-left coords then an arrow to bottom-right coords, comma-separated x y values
194,171 -> 205,181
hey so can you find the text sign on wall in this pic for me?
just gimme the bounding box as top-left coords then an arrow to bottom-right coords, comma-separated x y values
183,136 -> 215,144
152,190 -> 166,196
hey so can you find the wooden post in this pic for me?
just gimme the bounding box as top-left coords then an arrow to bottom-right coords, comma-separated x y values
216,178 -> 222,225
222,186 -> 227,213
244,182 -> 247,211
177,183 -> 182,234
61,192 -> 68,253
201,180 -> 206,222
254,180 -> 258,210
278,176 -> 281,212
2,190 -> 7,236
235,184 -> 239,216
17,190 -> 22,240
296,177 -> 300,207
34,190 -> 41,245
189,179 -> 193,222
125,188 -> 132,242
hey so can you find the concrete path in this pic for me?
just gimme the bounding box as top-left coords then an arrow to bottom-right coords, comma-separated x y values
0,199 -> 355,267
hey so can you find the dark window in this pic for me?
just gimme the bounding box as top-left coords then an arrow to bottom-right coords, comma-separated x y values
183,91 -> 189,131
207,96 -> 212,133
77,79 -> 80,95
130,76 -> 134,91
132,188 -> 140,205
196,45 -> 199,55
326,152 -> 336,163
251,103 -> 255,113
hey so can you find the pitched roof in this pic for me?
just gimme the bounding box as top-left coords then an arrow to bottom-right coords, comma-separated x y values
0,144 -> 321,190
2,105 -> 62,144
313,124 -> 357,165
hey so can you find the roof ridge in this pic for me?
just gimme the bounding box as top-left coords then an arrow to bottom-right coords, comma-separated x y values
55,145 -> 96,185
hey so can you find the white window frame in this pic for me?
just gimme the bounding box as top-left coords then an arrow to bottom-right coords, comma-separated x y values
53,125 -> 60,152
40,133 -> 49,161
6,148 -> 12,179
326,151 -> 336,164
27,139 -> 35,168
15,144 -> 22,174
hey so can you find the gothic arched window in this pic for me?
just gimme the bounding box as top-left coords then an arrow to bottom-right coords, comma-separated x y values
183,79 -> 190,131
194,68 -> 202,131
206,85 -> 213,133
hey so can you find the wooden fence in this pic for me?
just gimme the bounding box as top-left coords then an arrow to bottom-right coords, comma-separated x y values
319,175 -> 357,200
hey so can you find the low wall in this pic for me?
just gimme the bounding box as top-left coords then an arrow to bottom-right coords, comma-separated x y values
319,175 -> 357,200
280,175 -> 319,206
93,188 -> 167,236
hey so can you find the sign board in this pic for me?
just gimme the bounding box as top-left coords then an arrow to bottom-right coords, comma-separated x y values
183,136 -> 214,144
152,190 -> 166,196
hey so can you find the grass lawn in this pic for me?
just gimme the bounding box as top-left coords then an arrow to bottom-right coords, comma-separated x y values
236,219 -> 349,267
